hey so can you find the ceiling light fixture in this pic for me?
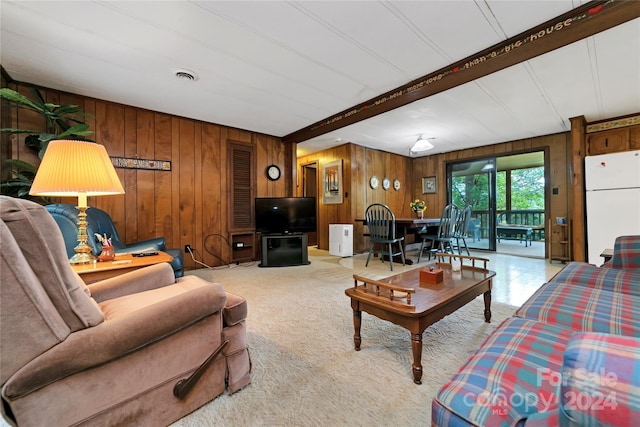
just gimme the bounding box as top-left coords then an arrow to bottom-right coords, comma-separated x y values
410,135 -> 434,155
173,68 -> 198,81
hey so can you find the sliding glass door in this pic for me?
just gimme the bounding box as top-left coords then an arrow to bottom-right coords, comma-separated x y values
447,158 -> 496,251
447,151 -> 546,255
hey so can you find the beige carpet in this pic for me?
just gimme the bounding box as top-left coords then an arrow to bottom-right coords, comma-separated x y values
172,249 -> 517,427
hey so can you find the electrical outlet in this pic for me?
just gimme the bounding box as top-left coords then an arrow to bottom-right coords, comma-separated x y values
185,244 -> 192,253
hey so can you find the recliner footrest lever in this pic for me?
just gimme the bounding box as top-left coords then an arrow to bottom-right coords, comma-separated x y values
173,340 -> 229,399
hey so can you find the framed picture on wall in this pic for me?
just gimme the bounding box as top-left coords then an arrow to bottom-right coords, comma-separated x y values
322,160 -> 343,204
422,176 -> 437,194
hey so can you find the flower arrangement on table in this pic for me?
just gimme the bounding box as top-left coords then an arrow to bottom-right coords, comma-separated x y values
410,199 -> 426,218
410,199 -> 426,212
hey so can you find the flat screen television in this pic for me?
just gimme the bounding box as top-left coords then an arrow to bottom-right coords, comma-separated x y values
255,197 -> 316,234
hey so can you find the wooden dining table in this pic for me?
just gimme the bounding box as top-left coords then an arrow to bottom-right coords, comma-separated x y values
357,217 -> 440,264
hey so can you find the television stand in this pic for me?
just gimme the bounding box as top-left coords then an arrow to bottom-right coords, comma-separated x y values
259,233 -> 310,267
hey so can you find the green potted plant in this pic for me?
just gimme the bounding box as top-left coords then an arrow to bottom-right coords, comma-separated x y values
0,87 -> 93,202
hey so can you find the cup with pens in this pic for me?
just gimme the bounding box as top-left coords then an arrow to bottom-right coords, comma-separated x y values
95,233 -> 116,262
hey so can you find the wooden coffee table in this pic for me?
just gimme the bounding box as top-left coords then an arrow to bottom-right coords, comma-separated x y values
345,254 -> 495,384
72,251 -> 173,284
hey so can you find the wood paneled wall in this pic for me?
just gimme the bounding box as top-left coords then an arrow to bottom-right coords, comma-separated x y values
5,82 -> 291,269
298,133 -> 570,255
411,133 -> 571,218
297,143 -> 412,251
8,80 -> 614,263
411,132 -> 570,258
296,144 -> 352,250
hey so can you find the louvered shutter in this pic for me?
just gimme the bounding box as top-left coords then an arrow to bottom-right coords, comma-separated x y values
229,141 -> 254,230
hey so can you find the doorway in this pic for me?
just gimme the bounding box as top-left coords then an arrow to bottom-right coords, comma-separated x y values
302,162 -> 318,247
447,151 -> 546,258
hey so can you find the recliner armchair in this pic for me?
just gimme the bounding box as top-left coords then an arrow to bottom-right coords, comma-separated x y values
1,196 -> 251,426
46,203 -> 184,277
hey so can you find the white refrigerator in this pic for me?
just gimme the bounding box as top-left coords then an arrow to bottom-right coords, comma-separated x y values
585,150 -> 640,265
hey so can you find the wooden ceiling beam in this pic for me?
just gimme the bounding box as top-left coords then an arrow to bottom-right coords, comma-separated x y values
283,0 -> 639,144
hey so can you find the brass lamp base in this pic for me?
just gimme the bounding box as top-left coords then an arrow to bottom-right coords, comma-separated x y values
70,241 -> 96,264
69,205 -> 96,264
69,252 -> 96,264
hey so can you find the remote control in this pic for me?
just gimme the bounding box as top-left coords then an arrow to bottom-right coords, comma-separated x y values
132,251 -> 159,257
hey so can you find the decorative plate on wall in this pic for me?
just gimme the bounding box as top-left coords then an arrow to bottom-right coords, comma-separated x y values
370,176 -> 379,189
382,178 -> 390,190
393,179 -> 401,190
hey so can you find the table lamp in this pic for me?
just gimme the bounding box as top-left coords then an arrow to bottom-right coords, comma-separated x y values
30,140 -> 125,264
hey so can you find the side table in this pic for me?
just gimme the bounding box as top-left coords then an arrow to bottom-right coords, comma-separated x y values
72,252 -> 173,284
600,248 -> 613,264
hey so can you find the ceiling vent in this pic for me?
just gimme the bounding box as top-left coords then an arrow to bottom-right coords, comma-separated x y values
173,68 -> 198,81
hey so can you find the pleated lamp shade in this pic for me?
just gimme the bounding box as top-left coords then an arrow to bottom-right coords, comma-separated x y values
30,140 -> 124,203
30,140 -> 124,264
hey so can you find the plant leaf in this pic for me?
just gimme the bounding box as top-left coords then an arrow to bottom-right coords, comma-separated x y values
0,88 -> 45,113
55,105 -> 82,115
4,158 -> 37,172
0,127 -> 42,134
38,141 -> 50,159
30,87 -> 46,107
57,123 -> 92,139
24,135 -> 42,152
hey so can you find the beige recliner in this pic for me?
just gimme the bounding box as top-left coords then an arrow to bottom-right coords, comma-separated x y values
0,196 -> 251,426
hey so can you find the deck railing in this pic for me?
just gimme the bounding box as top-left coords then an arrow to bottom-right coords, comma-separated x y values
469,209 -> 545,241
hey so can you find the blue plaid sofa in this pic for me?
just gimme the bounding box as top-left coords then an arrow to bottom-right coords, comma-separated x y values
432,235 -> 640,426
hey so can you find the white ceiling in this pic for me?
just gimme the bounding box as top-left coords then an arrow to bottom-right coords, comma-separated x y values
2,1 -> 638,158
